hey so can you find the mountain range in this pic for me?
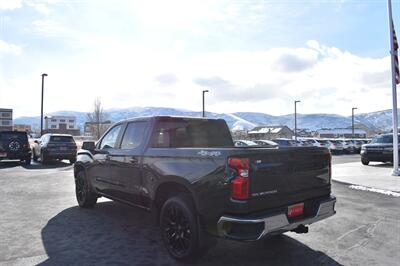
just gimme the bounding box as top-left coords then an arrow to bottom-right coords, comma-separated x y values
14,107 -> 395,133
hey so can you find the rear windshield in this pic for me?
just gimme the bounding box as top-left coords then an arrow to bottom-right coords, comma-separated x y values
0,132 -> 28,142
50,136 -> 75,143
371,135 -> 400,144
151,119 -> 233,148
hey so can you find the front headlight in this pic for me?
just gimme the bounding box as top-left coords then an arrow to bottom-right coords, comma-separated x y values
361,146 -> 366,151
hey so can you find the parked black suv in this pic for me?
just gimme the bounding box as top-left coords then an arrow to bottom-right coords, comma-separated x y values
0,131 -> 31,165
361,133 -> 398,165
32,134 -> 77,164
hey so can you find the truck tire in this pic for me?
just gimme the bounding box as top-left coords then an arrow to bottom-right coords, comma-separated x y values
41,153 -> 48,165
24,158 -> 31,165
75,170 -> 97,208
33,152 -> 38,162
361,158 -> 369,165
160,194 -> 207,262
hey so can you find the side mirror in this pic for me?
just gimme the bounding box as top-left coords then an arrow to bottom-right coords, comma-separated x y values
82,141 -> 96,151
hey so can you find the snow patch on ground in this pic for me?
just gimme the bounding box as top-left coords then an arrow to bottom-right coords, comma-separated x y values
349,185 -> 400,197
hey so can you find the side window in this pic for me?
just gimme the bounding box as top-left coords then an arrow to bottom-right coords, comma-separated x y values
120,122 -> 147,149
99,124 -> 123,149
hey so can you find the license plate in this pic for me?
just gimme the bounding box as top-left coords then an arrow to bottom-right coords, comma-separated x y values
0,152 -> 6,158
288,203 -> 304,218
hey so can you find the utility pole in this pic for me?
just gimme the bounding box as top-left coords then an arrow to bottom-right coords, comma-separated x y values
352,107 -> 357,139
40,73 -> 48,136
294,100 -> 301,141
202,90 -> 209,118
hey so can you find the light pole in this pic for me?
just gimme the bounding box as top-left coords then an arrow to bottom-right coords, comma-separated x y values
352,107 -> 357,139
40,73 -> 48,136
294,100 -> 301,141
202,90 -> 209,118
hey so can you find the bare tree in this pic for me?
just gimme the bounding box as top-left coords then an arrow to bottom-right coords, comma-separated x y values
87,97 -> 108,140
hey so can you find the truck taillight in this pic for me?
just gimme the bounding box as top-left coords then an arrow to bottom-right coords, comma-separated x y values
229,157 -> 250,200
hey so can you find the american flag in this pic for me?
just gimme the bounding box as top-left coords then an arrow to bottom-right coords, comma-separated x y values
394,20 -> 399,84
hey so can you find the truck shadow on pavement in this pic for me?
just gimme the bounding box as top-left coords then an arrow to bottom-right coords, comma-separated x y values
40,201 -> 342,266
0,160 -> 71,170
367,163 -> 392,168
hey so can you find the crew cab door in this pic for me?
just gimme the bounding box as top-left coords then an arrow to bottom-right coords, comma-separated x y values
90,123 -> 125,194
107,121 -> 149,205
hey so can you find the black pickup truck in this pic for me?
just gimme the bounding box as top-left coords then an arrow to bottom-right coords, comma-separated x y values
74,116 -> 336,261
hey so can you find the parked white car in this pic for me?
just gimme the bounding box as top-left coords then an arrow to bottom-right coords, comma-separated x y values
234,140 -> 258,147
299,138 -> 321,147
253,140 -> 279,147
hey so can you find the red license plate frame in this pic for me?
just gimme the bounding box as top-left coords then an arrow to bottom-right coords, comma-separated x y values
288,202 -> 304,218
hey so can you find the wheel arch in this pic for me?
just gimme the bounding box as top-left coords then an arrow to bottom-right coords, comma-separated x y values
153,178 -> 199,215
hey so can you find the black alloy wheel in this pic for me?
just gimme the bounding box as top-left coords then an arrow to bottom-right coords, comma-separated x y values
75,171 -> 97,208
160,194 -> 204,261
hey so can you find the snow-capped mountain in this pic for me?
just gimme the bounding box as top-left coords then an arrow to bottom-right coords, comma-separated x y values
13,107 -> 396,133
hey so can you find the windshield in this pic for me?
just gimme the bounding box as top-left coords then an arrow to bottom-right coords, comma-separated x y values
241,140 -> 258,146
0,132 -> 28,142
371,135 -> 400,144
50,136 -> 75,143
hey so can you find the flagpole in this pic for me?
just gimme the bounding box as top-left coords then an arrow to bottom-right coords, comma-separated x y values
388,0 -> 400,176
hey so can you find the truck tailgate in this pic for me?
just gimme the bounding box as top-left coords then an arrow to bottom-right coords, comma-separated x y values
231,147 -> 331,213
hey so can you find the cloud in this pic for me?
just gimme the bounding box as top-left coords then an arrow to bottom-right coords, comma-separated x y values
360,70 -> 391,89
0,39 -> 22,55
155,73 -> 178,86
31,19 -> 75,37
274,53 -> 317,72
194,76 -> 232,90
28,2 -> 52,15
0,0 -> 21,10
193,76 -> 285,102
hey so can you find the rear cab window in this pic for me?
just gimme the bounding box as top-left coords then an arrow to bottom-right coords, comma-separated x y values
0,132 -> 28,143
151,118 -> 233,148
49,136 -> 75,143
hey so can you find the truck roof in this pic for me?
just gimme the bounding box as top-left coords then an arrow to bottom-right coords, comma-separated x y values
120,115 -> 224,124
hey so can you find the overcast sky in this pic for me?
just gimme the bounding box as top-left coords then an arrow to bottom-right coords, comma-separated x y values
0,0 -> 399,118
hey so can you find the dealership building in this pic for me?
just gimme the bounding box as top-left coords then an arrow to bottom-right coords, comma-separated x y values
44,115 -> 80,136
317,128 -> 367,138
0,108 -> 13,132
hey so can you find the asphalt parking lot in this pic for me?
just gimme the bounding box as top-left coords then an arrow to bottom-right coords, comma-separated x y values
0,155 -> 399,266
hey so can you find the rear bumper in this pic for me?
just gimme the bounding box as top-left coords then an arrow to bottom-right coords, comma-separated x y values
361,152 -> 393,162
45,151 -> 76,159
217,196 -> 336,241
0,151 -> 31,160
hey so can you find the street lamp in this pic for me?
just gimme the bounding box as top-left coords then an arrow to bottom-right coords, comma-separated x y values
202,90 -> 209,118
352,107 -> 358,139
294,100 -> 301,141
41,73 -> 48,136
